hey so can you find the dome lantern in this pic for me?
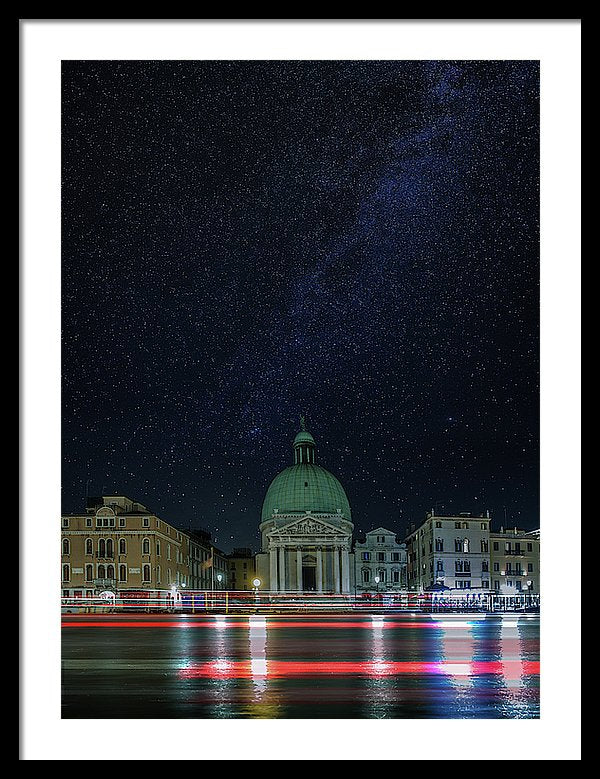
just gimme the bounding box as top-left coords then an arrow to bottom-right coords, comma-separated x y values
293,416 -> 316,464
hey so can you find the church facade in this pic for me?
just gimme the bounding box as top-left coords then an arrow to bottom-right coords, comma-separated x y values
255,422 -> 355,593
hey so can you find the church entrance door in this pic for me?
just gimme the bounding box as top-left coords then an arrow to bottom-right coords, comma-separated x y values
302,566 -> 316,591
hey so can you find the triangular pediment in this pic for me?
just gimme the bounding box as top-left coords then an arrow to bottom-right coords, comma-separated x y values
269,516 -> 347,537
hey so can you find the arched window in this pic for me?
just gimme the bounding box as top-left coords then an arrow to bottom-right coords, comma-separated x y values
143,565 -> 151,582
106,565 -> 115,580
62,538 -> 70,555
98,539 -> 106,557
85,564 -> 93,581
85,538 -> 93,555
463,538 -> 470,553
62,564 -> 70,581
106,539 -> 114,557
142,538 -> 150,555
362,569 -> 370,583
156,565 -> 161,584
97,564 -> 105,579
119,565 -> 127,581
119,539 -> 126,555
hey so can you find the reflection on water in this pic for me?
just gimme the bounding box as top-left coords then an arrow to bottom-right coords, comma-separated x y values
61,613 -> 540,719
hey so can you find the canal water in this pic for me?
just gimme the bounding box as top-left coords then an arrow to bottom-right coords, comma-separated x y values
61,613 -> 540,719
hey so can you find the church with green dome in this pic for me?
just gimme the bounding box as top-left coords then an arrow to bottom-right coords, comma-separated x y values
255,420 -> 355,593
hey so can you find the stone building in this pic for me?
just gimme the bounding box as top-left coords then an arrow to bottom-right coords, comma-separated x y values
405,511 -> 492,593
255,420 -> 354,593
354,527 -> 407,593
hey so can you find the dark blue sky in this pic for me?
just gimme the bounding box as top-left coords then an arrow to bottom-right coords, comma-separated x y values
62,60 -> 539,552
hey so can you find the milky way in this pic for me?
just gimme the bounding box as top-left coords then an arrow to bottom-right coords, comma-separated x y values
62,60 -> 539,551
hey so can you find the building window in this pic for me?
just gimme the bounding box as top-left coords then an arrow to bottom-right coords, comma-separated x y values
119,565 -> 127,582
106,539 -> 113,557
106,565 -> 115,580
142,538 -> 150,555
435,521 -> 442,528
167,544 -> 171,560
436,560 -> 443,571
481,540 -> 488,552
109,517 -> 115,528
98,539 -> 106,557
493,562 -> 500,572
97,564 -> 105,579
362,569 -> 370,583
482,580 -> 489,589
493,542 -> 499,551
516,580 -> 522,591
361,552 -> 370,561
462,522 -> 469,529
507,580 -> 513,587
481,522 -> 486,530
62,564 -> 70,581
463,538 -> 470,553
86,518 -> 92,527
482,561 -> 489,572
392,553 -> 400,562
527,542 -> 533,552
455,539 -> 462,552
455,560 -> 464,572
96,517 -> 102,527
528,563 -> 533,572
392,570 -> 400,583
143,565 -> 151,582
62,518 -> 69,528
435,539 -> 443,552
378,569 -> 386,582
62,538 -> 70,555
119,539 -> 126,555
143,518 -> 149,528
156,541 -> 160,556
377,552 -> 385,562
156,565 -> 161,584
455,522 -> 461,529
85,565 -> 93,581
85,538 -> 93,555
119,517 -> 126,528
494,580 -> 500,590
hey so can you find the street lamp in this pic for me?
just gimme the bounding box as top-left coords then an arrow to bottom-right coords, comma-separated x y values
216,573 -> 223,589
252,578 -> 261,592
374,575 -> 380,593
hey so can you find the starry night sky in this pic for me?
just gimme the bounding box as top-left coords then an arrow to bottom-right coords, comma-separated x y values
62,60 -> 539,552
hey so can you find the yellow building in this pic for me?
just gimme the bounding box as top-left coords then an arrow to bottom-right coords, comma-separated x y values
489,527 -> 540,595
227,548 -> 256,591
61,495 -> 190,599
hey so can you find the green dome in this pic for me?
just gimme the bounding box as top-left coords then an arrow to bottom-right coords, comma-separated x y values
261,463 -> 352,522
293,430 -> 315,446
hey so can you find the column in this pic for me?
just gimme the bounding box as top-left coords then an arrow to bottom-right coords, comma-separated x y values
296,547 -> 303,592
341,546 -> 350,594
333,545 -> 340,593
279,545 -> 286,591
316,547 -> 323,592
269,546 -> 278,592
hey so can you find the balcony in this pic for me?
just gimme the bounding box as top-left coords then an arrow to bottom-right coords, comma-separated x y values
453,570 -> 471,576
505,549 -> 527,556
93,578 -> 117,589
95,552 -> 115,559
504,570 -> 526,576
